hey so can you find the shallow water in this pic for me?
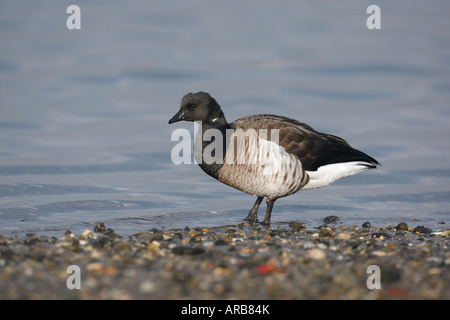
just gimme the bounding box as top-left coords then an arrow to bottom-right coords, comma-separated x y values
1,1 -> 450,237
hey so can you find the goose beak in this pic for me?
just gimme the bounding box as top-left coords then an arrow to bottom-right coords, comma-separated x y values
168,110 -> 185,124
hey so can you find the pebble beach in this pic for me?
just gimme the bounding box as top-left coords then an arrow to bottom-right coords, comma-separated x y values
1,217 -> 449,300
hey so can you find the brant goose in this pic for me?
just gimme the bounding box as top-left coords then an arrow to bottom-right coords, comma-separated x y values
169,92 -> 380,225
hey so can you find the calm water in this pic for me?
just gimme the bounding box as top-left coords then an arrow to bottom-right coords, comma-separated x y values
1,1 -> 450,237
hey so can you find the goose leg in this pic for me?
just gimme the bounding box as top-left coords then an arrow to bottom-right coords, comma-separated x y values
261,198 -> 276,226
244,196 -> 263,223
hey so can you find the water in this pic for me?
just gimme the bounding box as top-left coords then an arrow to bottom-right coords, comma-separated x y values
1,0 -> 450,237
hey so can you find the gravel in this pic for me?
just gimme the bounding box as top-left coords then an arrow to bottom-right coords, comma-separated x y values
0,218 -> 449,299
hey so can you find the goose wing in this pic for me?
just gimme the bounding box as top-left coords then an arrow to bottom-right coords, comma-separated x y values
231,114 -> 379,171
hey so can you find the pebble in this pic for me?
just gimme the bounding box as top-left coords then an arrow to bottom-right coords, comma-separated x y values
413,225 -> 432,234
395,222 -> 409,231
288,222 -> 306,231
440,230 -> 450,237
172,246 -> 205,255
307,248 -> 326,260
319,227 -> 334,238
337,233 -> 351,240
362,221 -> 371,228
323,215 -> 340,225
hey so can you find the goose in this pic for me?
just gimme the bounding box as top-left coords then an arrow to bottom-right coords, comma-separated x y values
169,91 -> 380,225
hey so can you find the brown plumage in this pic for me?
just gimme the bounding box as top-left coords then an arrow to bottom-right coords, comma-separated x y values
169,91 -> 380,225
231,114 -> 379,171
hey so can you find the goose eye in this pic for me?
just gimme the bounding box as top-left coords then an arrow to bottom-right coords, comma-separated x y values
187,104 -> 196,110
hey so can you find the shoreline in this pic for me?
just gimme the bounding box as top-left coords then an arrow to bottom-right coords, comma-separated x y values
1,218 -> 449,299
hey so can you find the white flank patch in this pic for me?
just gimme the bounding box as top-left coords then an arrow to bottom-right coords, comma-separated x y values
222,128 -> 304,198
303,161 -> 372,190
